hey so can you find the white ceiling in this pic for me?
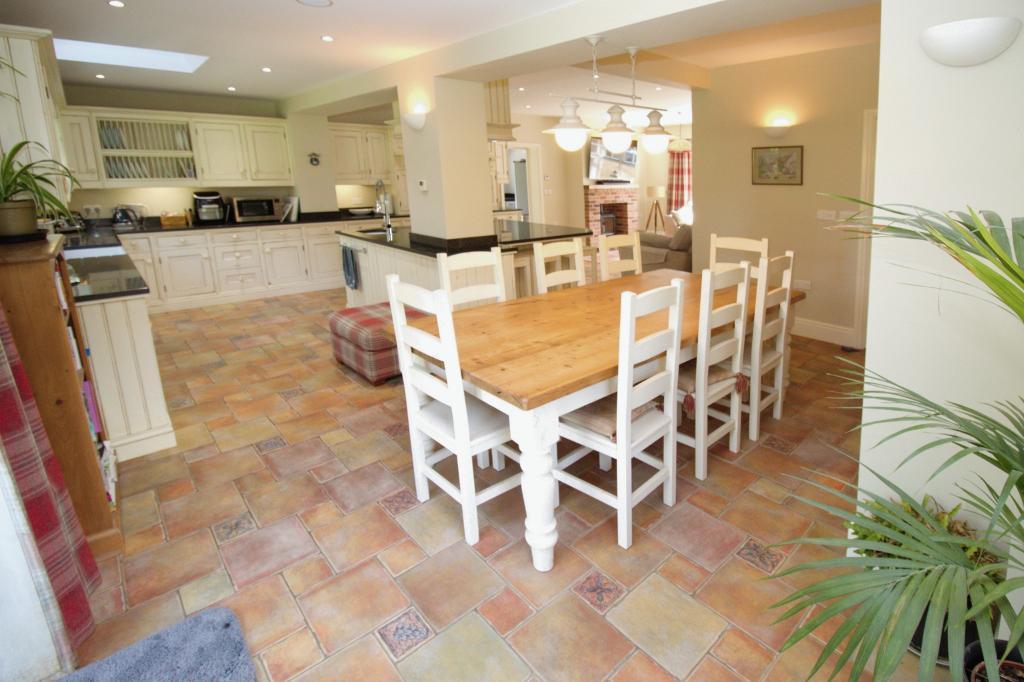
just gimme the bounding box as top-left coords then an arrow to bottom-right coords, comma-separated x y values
508,67 -> 691,128
0,0 -> 582,99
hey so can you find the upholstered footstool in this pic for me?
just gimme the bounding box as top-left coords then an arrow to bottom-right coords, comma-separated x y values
328,302 -> 423,385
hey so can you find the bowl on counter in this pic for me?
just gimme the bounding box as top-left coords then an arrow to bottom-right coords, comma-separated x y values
348,207 -> 375,216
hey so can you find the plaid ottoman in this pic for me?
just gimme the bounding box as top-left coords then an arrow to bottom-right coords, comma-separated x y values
328,302 -> 423,385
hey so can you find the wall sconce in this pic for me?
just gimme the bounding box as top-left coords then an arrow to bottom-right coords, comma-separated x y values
763,116 -> 794,139
402,102 -> 428,131
920,16 -> 1021,67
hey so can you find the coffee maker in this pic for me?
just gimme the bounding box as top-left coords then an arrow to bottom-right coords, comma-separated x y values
193,192 -> 228,225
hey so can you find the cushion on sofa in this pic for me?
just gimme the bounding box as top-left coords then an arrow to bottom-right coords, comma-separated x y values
668,225 -> 693,251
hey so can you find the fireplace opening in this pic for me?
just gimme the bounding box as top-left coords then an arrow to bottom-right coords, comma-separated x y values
599,202 -> 629,235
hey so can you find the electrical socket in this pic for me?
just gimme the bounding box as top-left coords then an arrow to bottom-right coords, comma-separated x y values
83,205 -> 102,219
793,279 -> 811,291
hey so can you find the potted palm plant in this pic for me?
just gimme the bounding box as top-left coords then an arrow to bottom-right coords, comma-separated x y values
0,140 -> 77,243
771,204 -> 1024,681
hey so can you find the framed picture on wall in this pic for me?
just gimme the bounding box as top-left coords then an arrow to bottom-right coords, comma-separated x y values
751,145 -> 803,185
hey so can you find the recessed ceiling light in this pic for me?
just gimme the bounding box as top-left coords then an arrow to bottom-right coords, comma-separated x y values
54,39 -> 208,73
227,86 -> 236,92
296,0 -> 333,6
655,86 -> 662,91
95,73 -> 106,79
261,66 -> 272,73
321,35 -> 334,42
107,0 -> 125,7
517,86 -> 525,92
525,104 -> 532,109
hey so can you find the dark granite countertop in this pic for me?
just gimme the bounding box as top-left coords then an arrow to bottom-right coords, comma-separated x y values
336,219 -> 591,256
65,248 -> 149,303
495,220 -> 591,245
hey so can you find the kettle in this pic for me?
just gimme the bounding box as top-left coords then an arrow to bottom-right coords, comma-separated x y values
112,205 -> 140,230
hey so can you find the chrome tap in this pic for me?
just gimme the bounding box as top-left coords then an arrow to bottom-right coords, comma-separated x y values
374,179 -> 393,239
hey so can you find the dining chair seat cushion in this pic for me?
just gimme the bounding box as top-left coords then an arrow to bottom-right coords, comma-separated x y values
419,393 -> 510,445
561,394 -> 657,441
678,360 -> 736,394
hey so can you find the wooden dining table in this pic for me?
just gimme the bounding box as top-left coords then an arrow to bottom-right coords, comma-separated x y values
407,269 -> 805,572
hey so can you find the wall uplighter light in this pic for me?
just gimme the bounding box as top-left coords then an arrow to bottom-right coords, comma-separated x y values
763,115 -> 794,139
403,102 -> 428,131
920,16 -> 1021,67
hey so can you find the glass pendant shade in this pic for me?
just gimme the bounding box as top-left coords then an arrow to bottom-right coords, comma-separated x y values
640,110 -> 671,154
600,105 -> 632,154
547,98 -> 590,152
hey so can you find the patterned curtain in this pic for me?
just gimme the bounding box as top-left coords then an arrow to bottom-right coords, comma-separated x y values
0,308 -> 99,660
667,150 -> 692,211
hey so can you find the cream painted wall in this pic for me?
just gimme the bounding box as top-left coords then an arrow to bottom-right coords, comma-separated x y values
286,113 -> 337,213
508,114 -> 576,226
65,84 -> 280,117
691,42 -> 879,339
335,185 -> 378,209
860,0 -> 1024,505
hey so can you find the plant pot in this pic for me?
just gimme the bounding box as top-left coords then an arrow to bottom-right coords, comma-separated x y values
965,640 -> 1024,681
0,200 -> 43,243
909,606 -> 981,666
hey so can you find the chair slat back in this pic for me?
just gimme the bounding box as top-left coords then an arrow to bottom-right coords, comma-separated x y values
695,263 -> 751,394
614,280 -> 684,445
710,233 -> 769,272
597,232 -> 643,281
533,238 -> 587,293
437,247 -> 507,308
386,274 -> 471,442
752,252 -> 795,357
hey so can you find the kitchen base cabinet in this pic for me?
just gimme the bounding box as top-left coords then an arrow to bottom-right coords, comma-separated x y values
217,268 -> 264,293
159,247 -> 216,298
307,235 -> 343,280
264,240 -> 308,286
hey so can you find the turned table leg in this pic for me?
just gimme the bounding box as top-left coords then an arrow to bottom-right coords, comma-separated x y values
510,405 -> 560,572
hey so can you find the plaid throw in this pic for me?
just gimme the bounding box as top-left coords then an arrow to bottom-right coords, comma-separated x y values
0,308 -> 99,655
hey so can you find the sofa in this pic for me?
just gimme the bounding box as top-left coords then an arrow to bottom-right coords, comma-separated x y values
640,224 -> 693,272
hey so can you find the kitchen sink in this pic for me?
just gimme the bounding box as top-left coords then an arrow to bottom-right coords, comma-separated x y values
358,228 -> 390,235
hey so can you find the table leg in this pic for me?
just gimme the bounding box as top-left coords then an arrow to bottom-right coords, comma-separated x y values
509,405 -> 560,572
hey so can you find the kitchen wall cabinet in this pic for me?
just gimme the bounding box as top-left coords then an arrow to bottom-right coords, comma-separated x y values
331,128 -> 365,183
244,123 -> 292,182
329,123 -> 393,185
364,130 -> 390,178
193,121 -> 248,184
158,247 -> 216,298
59,113 -> 102,187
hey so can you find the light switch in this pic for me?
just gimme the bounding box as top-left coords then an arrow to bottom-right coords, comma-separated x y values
417,179 -> 428,192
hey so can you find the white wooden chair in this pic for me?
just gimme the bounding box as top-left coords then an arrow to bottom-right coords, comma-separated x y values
596,232 -> 643,281
554,280 -> 684,548
386,274 -> 521,545
532,238 -> 586,293
744,252 -> 795,440
436,247 -> 507,307
709,234 -> 768,272
676,263 -> 751,480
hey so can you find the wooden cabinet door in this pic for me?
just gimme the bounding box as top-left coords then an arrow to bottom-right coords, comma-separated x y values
158,247 -> 216,298
307,235 -> 342,280
364,130 -> 390,180
244,123 -> 292,182
332,128 -> 366,182
128,252 -> 162,303
392,168 -> 409,214
60,113 -> 101,186
263,241 -> 308,286
194,121 -> 248,184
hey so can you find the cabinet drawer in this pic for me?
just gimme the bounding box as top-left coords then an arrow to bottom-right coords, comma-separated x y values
119,236 -> 151,254
217,268 -> 264,292
302,222 -> 342,237
211,230 -> 258,245
156,233 -> 209,249
259,227 -> 303,242
213,244 -> 262,271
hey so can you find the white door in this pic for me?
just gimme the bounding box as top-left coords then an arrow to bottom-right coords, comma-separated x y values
194,122 -> 248,184
244,123 -> 292,182
364,130 -> 390,180
158,247 -> 216,298
307,235 -> 342,280
263,241 -> 308,286
332,128 -> 366,183
59,113 -> 101,186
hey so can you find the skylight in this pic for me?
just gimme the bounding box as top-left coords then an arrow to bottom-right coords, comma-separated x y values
53,39 -> 208,73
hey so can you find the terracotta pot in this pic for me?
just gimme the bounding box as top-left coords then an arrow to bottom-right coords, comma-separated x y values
966,640 -> 1024,681
0,200 -> 39,239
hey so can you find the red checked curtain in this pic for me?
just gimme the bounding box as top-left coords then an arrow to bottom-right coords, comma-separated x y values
667,150 -> 692,211
0,308 -> 99,659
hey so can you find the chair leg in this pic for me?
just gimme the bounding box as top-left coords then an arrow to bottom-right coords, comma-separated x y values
748,371 -> 762,441
456,454 -> 480,545
599,454 -> 612,471
491,447 -> 506,471
616,456 -> 633,549
772,364 -> 785,420
476,450 -> 489,469
729,385 -> 742,453
695,402 -> 708,481
662,431 -> 677,506
409,429 -> 430,501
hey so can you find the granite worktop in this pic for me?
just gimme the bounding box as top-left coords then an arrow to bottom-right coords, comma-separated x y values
65,248 -> 149,303
335,219 -> 591,256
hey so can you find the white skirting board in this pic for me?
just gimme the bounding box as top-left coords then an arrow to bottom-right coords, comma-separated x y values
792,316 -> 863,349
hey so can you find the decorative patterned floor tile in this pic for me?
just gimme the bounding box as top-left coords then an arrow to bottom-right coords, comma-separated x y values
379,488 -> 421,516
737,538 -> 786,574
255,436 -> 287,453
212,512 -> 257,543
377,609 -> 432,659
573,570 -> 626,613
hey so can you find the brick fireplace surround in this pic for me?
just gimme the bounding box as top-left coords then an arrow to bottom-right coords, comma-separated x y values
584,185 -> 639,237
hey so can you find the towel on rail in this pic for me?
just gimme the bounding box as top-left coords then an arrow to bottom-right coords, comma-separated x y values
342,245 -> 360,289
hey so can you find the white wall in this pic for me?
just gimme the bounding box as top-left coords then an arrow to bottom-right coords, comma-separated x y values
286,113 -> 338,213
860,0 -> 1024,505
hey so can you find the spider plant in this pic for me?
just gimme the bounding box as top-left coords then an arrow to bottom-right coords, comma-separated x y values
771,202 -> 1024,680
1,140 -> 77,218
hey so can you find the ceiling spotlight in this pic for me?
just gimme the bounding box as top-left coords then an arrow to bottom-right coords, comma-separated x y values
261,66 -> 272,73
321,35 -> 334,43
227,86 -> 237,92
655,86 -> 662,91
107,0 -> 125,6
525,104 -> 532,109
296,0 -> 333,6
517,86 -> 525,92
95,73 -> 106,79
601,105 -> 633,154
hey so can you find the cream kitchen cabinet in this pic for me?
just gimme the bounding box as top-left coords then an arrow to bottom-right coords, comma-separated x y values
307,235 -> 342,280
119,235 -> 162,304
364,130 -> 390,179
60,112 -> 102,187
331,128 -> 365,183
243,122 -> 292,183
193,121 -> 248,184
263,240 -> 308,286
158,246 -> 216,298
329,123 -> 393,185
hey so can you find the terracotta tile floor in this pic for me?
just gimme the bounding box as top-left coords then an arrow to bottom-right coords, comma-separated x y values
76,288 -> 914,680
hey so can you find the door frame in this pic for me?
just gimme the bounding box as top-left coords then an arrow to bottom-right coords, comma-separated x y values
851,108 -> 877,350
506,141 -> 545,222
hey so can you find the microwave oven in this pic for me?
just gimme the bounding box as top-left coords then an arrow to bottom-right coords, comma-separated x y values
232,197 -> 284,223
